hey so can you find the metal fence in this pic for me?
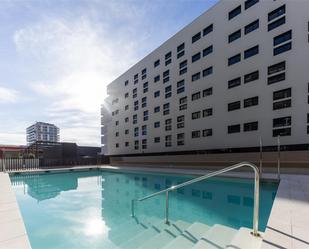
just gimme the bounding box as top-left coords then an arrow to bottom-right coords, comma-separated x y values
0,159 -> 39,172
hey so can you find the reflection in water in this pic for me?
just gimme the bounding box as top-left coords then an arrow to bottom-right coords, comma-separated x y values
11,170 -> 277,249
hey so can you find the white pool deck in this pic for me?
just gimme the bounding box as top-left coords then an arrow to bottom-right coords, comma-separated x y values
0,165 -> 309,249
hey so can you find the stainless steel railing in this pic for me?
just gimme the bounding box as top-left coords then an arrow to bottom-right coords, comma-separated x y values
131,162 -> 261,237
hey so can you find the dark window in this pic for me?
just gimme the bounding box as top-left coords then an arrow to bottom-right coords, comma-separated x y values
203,108 -> 213,117
203,45 -> 213,57
273,116 -> 291,128
273,128 -> 291,137
273,99 -> 291,110
244,45 -> 259,59
125,129 -> 129,135
274,42 -> 292,56
125,80 -> 129,86
244,71 -> 259,83
165,51 -> 171,60
268,5 -> 285,22
192,92 -> 201,101
177,133 -> 185,146
228,77 -> 241,89
228,30 -> 241,43
244,96 -> 259,108
154,106 -> 160,113
203,24 -> 213,36
229,5 -> 241,20
141,97 -> 147,108
154,90 -> 160,98
268,61 -> 285,75
274,30 -> 292,46
179,60 -> 187,69
273,88 -> 291,100
192,32 -> 201,43
228,124 -> 241,134
165,135 -> 172,147
165,86 -> 172,98
154,122 -> 160,128
268,17 -> 286,31
203,87 -> 213,97
192,130 -> 201,138
134,73 -> 138,80
165,58 -> 172,66
203,66 -> 213,77
179,97 -> 187,111
142,68 -> 146,75
177,43 -> 185,52
192,72 -> 201,82
143,82 -> 148,93
177,50 -> 185,59
268,73 -> 285,85
154,59 -> 160,67
244,121 -> 258,132
192,111 -> 201,120
154,75 -> 160,83
163,103 -> 170,115
177,115 -> 185,129
192,52 -> 201,63
177,80 -> 185,94
142,125 -> 147,135
245,19 -> 259,35
203,129 -> 213,137
245,0 -> 259,10
143,110 -> 149,121
154,137 -> 160,143
228,53 -> 241,66
228,101 -> 241,111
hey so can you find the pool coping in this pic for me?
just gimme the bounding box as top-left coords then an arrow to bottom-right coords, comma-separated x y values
2,165 -> 309,249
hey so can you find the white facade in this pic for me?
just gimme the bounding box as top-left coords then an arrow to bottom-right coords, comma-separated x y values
101,0 -> 309,156
26,122 -> 60,145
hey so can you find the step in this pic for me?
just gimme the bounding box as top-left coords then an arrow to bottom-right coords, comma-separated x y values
163,222 -> 211,249
226,227 -> 263,249
137,220 -> 191,249
192,224 -> 238,249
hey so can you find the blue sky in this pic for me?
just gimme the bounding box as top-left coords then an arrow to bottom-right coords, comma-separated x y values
0,0 -> 218,146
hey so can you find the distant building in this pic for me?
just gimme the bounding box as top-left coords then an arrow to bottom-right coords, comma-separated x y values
26,122 -> 59,145
0,145 -> 28,159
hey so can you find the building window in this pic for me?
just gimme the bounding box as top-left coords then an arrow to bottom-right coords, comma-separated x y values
245,0 -> 259,10
192,91 -> 201,101
134,140 -> 139,150
274,30 -> 292,46
134,127 -> 139,137
273,99 -> 291,110
143,110 -> 149,121
142,125 -> 147,136
192,72 -> 201,82
154,75 -> 160,83
274,43 -> 292,56
163,70 -> 170,83
268,61 -> 285,75
228,53 -> 241,66
154,59 -> 160,68
228,77 -> 241,89
273,88 -> 291,100
273,88 -> 291,111
125,80 -> 129,86
115,121 -> 119,126
125,117 -> 129,123
203,87 -> 213,97
228,124 -> 241,134
163,103 -> 170,115
165,135 -> 172,147
143,82 -> 148,93
268,17 -> 286,32
203,66 -> 213,77
142,139 -> 147,149
229,5 -> 241,20
244,70 -> 259,83
268,5 -> 285,22
133,114 -> 137,124
244,19 -> 259,35
165,51 -> 172,66
203,129 -> 213,137
244,121 -> 258,132
154,91 -> 160,98
141,68 -> 147,80
154,106 -> 160,113
268,73 -> 285,85
203,45 -> 213,57
154,137 -> 160,143
154,121 -> 160,128
133,88 -> 137,98
115,143 -> 119,148
177,133 -> 185,146
203,108 -> 213,117
125,105 -> 129,111
244,45 -> 259,59
125,92 -> 129,98
192,130 -> 201,138
273,116 -> 291,128
228,29 -> 241,43
142,97 -> 147,108
228,101 -> 241,111
125,129 -> 129,135
134,100 -> 139,111
115,132 -> 119,137
244,96 -> 259,108
165,85 -> 172,98
273,128 -> 291,137
179,60 -> 187,75
177,115 -> 185,129
177,80 -> 185,94
192,32 -> 201,43
179,97 -> 187,111
177,43 -> 185,58
203,24 -> 213,36
192,111 -> 201,120
165,119 -> 172,131
192,52 -> 201,63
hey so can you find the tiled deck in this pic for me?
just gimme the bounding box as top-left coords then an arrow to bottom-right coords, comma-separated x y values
1,165 -> 309,249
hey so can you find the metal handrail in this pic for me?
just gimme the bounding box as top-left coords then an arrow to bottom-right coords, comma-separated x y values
131,162 -> 260,237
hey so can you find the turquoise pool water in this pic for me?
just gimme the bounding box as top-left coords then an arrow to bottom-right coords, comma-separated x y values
11,170 -> 277,249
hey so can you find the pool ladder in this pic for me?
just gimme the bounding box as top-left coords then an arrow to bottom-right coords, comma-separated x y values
131,162 -> 261,237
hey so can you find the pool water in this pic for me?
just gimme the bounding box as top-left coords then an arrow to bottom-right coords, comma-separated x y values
11,170 -> 277,249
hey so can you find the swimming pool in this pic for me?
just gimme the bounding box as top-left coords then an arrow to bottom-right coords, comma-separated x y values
10,170 -> 277,249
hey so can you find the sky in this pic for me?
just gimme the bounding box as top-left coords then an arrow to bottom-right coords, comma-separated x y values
0,0 -> 219,146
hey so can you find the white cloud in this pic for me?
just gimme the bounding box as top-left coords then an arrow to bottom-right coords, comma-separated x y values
0,86 -> 18,103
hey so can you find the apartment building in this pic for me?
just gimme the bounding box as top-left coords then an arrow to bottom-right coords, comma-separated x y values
26,122 -> 60,145
101,0 -> 309,157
